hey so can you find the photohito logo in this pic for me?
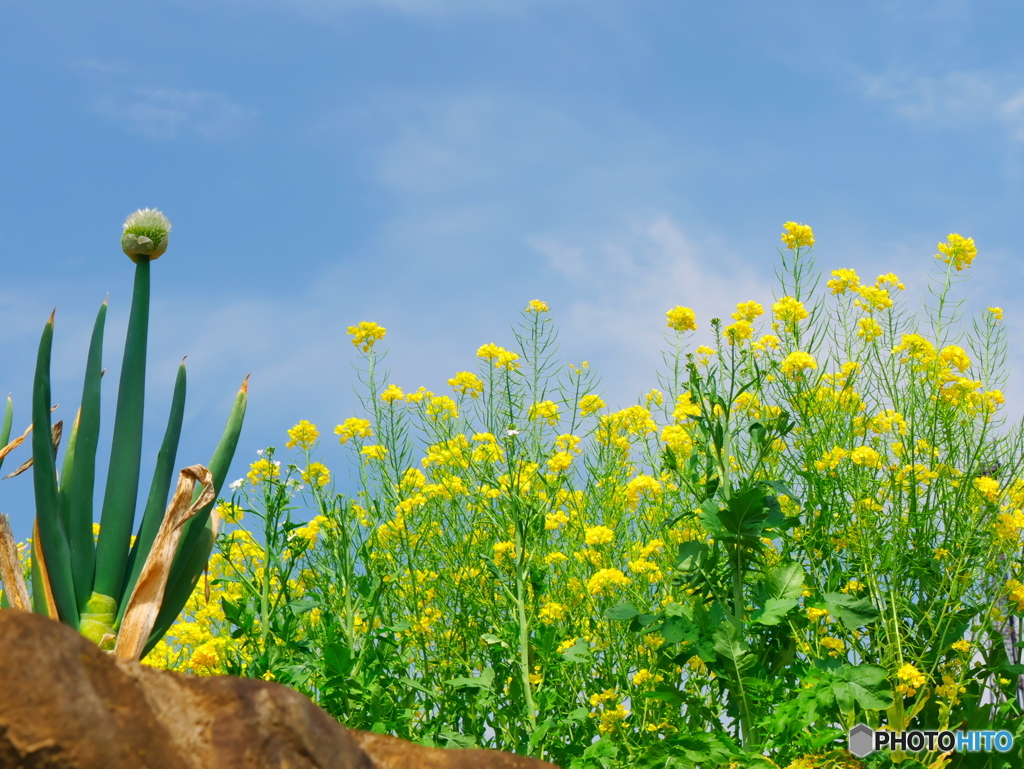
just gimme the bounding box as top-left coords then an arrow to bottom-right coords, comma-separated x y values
848,723 -> 1014,757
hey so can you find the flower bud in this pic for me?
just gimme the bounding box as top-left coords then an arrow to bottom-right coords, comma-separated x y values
121,207 -> 171,262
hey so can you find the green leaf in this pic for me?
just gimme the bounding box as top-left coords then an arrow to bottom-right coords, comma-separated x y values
67,300 -> 105,614
765,561 -> 806,601
662,614 -> 699,644
95,260 -> 151,602
0,395 -> 13,473
762,480 -> 799,504
32,311 -> 78,628
675,541 -> 708,572
831,664 -> 893,711
115,361 -> 187,629
604,601 -> 640,621
751,597 -> 798,626
561,637 -> 592,663
445,667 -> 495,691
823,592 -> 880,629
144,376 -> 248,656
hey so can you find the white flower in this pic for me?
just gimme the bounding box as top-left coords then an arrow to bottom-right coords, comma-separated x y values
121,208 -> 171,262
256,449 -> 264,456
229,478 -> 244,490
506,429 -> 520,436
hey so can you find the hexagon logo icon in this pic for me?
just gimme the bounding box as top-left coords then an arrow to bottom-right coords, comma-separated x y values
849,723 -> 874,757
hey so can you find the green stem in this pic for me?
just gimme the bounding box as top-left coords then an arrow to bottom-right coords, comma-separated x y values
95,259 -> 150,602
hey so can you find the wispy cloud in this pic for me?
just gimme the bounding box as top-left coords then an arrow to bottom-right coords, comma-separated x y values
863,69 -> 1024,141
92,87 -> 254,141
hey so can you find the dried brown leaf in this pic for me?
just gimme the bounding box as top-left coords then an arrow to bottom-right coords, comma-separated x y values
0,513 -> 31,611
114,464 -> 215,661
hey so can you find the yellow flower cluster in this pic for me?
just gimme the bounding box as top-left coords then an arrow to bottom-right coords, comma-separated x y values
780,351 -> 817,378
773,296 -> 809,325
587,568 -> 631,596
895,663 -> 926,697
781,221 -> 815,250
286,420 -> 319,450
449,371 -> 485,398
935,233 -> 977,271
477,343 -> 521,370
666,306 -> 697,333
347,321 -> 386,352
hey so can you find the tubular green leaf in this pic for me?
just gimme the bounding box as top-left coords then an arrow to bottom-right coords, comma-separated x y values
94,261 -> 150,602
32,311 -> 78,628
68,300 -> 106,613
115,360 -> 186,629
57,409 -> 80,541
144,375 -> 248,652
0,395 -> 12,473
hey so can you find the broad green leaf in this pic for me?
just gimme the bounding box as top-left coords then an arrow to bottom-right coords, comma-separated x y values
605,601 -> 639,621
832,664 -> 892,711
823,592 -> 880,629
751,597 -> 798,626
765,561 -> 806,600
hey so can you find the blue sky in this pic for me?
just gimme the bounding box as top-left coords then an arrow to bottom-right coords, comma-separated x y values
3,0 -> 1024,544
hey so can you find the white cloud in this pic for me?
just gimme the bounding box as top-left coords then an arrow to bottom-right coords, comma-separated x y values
92,87 -> 254,141
530,215 -> 773,404
863,69 -> 1024,142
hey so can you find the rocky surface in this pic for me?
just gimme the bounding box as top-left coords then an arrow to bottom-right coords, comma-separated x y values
0,610 -> 559,769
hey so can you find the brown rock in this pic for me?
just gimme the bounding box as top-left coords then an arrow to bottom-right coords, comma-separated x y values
0,610 -> 560,769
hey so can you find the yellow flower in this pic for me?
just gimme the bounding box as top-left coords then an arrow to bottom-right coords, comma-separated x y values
632,668 -> 664,687
526,299 -> 550,313
731,301 -> 764,322
940,345 -> 971,372
247,457 -> 280,486
694,345 -> 716,365
301,462 -> 331,487
875,273 -> 905,290
347,321 -> 386,352
821,636 -> 846,657
989,307 -> 1004,322
773,296 -> 809,325
951,639 -> 971,654
528,400 -> 560,426
1006,579 -> 1024,612
587,568 -> 632,596
585,525 -> 615,546
666,306 -> 697,332
780,351 -> 817,378
935,233 -> 977,271
286,420 -> 319,450
781,221 -> 815,250
360,444 -> 388,462
807,607 -> 829,623
538,601 -> 568,625
448,371 -> 485,398
895,663 -> 926,697
335,417 -> 374,444
973,475 -> 1000,502
827,268 -> 860,294
857,317 -> 883,342
215,502 -> 245,524
892,334 -> 938,367
725,320 -> 754,345
853,284 -> 893,313
476,343 -> 521,370
579,393 -> 605,417
847,444 -> 880,468
381,384 -> 406,403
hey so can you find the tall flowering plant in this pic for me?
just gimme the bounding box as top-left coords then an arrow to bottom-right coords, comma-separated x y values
0,209 -> 247,661
136,222 -> 1023,768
